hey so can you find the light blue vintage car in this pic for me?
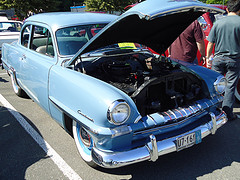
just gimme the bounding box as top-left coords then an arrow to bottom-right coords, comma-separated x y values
1,0 -> 227,168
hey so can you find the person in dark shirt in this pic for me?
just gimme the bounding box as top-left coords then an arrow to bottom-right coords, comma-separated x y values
206,0 -> 240,121
169,20 -> 206,64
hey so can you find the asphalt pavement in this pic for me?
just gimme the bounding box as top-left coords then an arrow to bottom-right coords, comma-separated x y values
1,68 -> 240,180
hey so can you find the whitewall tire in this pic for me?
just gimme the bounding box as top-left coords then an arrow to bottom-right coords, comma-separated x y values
72,120 -> 97,167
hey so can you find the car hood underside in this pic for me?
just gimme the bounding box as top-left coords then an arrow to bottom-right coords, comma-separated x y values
68,0 -> 224,66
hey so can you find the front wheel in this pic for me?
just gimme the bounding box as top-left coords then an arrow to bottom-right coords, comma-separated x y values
72,120 -> 97,167
235,79 -> 240,103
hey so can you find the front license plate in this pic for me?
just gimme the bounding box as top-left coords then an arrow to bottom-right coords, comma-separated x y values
176,130 -> 201,151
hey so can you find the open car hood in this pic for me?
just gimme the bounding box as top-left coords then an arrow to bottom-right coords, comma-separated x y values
68,0 -> 224,66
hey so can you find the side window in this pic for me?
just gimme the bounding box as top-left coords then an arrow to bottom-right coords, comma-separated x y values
30,25 -> 54,57
21,25 -> 30,48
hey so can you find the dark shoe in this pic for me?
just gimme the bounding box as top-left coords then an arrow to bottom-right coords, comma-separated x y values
228,114 -> 238,121
222,106 -> 238,121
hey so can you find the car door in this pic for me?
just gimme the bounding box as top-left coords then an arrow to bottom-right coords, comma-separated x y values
18,24 -> 57,112
8,24 -> 30,81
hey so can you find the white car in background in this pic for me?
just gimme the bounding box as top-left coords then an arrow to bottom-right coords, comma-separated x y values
0,16 -> 8,21
0,20 -> 22,58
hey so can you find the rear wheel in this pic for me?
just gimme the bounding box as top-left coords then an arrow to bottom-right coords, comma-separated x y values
72,120 -> 97,167
235,79 -> 240,103
10,73 -> 28,98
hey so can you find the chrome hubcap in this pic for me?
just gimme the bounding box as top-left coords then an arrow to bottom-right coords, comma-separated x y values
79,127 -> 91,147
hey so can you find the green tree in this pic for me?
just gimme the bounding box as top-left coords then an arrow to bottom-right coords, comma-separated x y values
201,0 -> 228,5
0,0 -> 61,20
84,0 -> 136,13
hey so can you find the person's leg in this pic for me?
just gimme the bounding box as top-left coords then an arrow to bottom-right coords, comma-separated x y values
212,57 -> 226,75
222,59 -> 240,120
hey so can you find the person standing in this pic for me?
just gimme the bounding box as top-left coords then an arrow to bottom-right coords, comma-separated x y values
206,0 -> 240,121
169,20 -> 206,64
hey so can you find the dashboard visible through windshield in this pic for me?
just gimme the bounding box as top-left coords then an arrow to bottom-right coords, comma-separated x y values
56,24 -> 107,55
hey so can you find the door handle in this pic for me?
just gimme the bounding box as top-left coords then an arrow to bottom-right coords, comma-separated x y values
21,54 -> 26,61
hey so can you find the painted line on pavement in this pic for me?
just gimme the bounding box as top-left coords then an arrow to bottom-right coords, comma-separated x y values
0,94 -> 82,180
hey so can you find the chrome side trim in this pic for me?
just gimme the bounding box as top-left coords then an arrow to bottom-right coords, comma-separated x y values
77,110 -> 94,122
91,112 -> 227,168
134,114 -> 142,123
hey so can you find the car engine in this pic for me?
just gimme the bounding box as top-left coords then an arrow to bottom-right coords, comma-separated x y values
77,50 -> 208,116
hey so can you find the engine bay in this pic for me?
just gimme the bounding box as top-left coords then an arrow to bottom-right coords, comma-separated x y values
76,50 -> 207,116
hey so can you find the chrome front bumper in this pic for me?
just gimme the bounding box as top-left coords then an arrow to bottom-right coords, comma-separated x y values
92,111 -> 227,168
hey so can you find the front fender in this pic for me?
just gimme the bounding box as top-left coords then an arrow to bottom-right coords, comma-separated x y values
187,64 -> 223,96
48,66 -> 140,129
173,60 -> 223,96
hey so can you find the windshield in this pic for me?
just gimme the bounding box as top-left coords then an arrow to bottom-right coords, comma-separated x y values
0,22 -> 22,32
56,24 -> 107,55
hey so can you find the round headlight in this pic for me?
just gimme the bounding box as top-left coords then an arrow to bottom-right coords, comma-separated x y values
107,100 -> 130,125
214,76 -> 226,94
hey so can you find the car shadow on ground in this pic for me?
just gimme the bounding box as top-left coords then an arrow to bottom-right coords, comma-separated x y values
99,105 -> 240,179
0,106 -> 49,179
